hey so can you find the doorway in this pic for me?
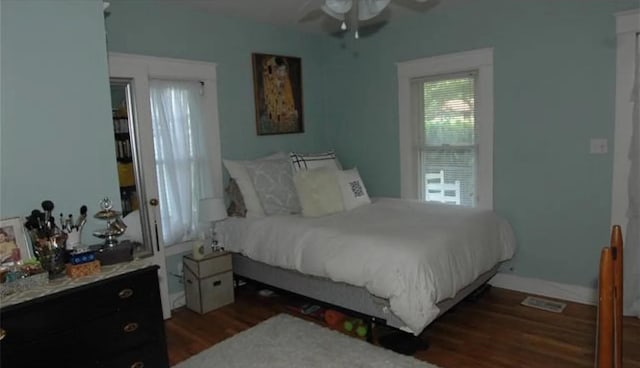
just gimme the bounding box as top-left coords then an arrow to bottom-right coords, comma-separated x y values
108,53 -> 223,318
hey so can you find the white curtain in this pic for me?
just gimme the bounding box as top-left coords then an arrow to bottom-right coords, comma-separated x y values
150,79 -> 214,246
625,34 -> 640,316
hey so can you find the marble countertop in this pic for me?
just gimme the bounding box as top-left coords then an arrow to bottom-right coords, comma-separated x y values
0,259 -> 154,309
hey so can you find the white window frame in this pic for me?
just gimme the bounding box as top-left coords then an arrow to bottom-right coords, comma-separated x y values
397,48 -> 494,209
611,9 -> 640,229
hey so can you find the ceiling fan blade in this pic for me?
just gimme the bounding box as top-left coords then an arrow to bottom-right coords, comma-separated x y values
299,8 -> 328,23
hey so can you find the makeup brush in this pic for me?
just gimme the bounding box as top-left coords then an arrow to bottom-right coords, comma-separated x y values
76,205 -> 88,230
25,210 -> 43,230
41,200 -> 54,228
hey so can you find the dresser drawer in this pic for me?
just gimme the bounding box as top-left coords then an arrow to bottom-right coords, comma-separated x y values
97,340 -> 169,368
86,266 -> 159,311
90,304 -> 164,356
0,326 -> 100,368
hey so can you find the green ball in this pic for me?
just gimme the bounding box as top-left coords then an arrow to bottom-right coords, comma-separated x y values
343,320 -> 354,331
356,325 -> 368,337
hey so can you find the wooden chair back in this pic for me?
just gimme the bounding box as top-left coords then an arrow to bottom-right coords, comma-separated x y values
597,225 -> 623,368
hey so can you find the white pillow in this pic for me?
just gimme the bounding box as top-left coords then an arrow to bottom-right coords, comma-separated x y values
337,168 -> 371,210
245,158 -> 301,216
223,152 -> 287,217
289,150 -> 342,172
293,168 -> 344,217
120,209 -> 143,244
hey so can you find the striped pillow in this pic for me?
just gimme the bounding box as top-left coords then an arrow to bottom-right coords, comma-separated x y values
289,150 -> 342,172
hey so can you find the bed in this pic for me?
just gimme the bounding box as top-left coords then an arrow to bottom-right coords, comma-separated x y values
218,197 -> 516,335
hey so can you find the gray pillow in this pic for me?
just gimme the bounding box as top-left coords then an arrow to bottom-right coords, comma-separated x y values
245,158 -> 301,215
225,179 -> 247,217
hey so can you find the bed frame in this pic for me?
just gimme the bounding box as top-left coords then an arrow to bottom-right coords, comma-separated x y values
232,252 -> 499,332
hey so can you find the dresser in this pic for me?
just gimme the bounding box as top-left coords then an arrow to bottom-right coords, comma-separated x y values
0,263 -> 169,368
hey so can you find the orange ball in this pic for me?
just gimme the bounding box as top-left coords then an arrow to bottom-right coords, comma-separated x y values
324,309 -> 346,327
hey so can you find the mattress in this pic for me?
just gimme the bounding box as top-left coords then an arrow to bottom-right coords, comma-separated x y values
218,198 -> 516,333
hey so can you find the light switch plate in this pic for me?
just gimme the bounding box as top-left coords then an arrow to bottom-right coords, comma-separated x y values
590,138 -> 608,154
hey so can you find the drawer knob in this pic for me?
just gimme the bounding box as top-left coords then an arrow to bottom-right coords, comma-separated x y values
123,322 -> 139,333
0,328 -> 6,341
130,362 -> 144,368
118,288 -> 134,299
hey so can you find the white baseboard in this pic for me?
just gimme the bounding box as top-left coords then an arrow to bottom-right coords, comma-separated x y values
170,291 -> 186,310
489,272 -> 597,306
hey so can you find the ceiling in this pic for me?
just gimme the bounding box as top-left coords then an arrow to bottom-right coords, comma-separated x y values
178,0 -> 439,35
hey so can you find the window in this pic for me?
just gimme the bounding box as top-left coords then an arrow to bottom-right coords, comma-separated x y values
415,73 -> 476,206
397,48 -> 494,209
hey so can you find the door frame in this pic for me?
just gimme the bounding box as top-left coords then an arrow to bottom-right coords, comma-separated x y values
611,9 -> 639,229
108,52 -> 223,318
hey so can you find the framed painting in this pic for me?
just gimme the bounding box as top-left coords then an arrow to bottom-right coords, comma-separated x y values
252,53 -> 304,135
0,217 -> 31,264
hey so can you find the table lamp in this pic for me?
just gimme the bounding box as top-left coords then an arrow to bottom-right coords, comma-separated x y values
199,197 -> 227,252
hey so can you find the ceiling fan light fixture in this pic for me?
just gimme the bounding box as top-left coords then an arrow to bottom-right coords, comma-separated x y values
321,4 -> 347,20
318,0 -> 425,39
324,0 -> 353,15
357,0 -> 391,21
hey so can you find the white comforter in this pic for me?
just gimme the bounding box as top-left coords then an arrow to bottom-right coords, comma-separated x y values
218,198 -> 516,334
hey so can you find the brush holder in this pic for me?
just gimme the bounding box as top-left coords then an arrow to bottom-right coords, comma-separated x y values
38,247 -> 66,279
66,229 -> 81,250
30,232 -> 67,279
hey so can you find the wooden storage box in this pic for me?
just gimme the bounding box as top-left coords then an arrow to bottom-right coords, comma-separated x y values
184,252 -> 234,314
65,260 -> 101,278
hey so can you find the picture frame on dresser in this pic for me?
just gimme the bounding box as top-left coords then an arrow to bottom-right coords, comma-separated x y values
0,217 -> 31,264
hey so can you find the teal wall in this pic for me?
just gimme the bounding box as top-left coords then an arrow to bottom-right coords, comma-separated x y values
323,0 -> 639,288
0,0 -> 119,234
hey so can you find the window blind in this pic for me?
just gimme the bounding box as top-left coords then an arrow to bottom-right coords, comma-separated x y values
413,72 -> 477,206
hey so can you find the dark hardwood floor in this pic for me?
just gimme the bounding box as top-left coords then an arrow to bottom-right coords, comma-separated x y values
165,284 -> 640,367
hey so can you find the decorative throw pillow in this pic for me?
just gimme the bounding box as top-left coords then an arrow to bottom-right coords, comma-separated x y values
225,179 -> 247,217
245,158 -> 301,216
222,152 -> 287,217
121,210 -> 143,244
289,150 -> 342,172
337,168 -> 371,210
293,168 -> 344,217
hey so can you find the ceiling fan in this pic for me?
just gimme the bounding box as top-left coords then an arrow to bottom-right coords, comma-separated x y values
299,0 -> 434,39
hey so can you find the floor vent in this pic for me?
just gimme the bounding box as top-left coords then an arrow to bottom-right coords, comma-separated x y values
521,296 -> 567,313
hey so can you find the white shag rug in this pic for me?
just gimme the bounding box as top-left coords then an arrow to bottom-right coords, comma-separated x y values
173,314 -> 438,368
